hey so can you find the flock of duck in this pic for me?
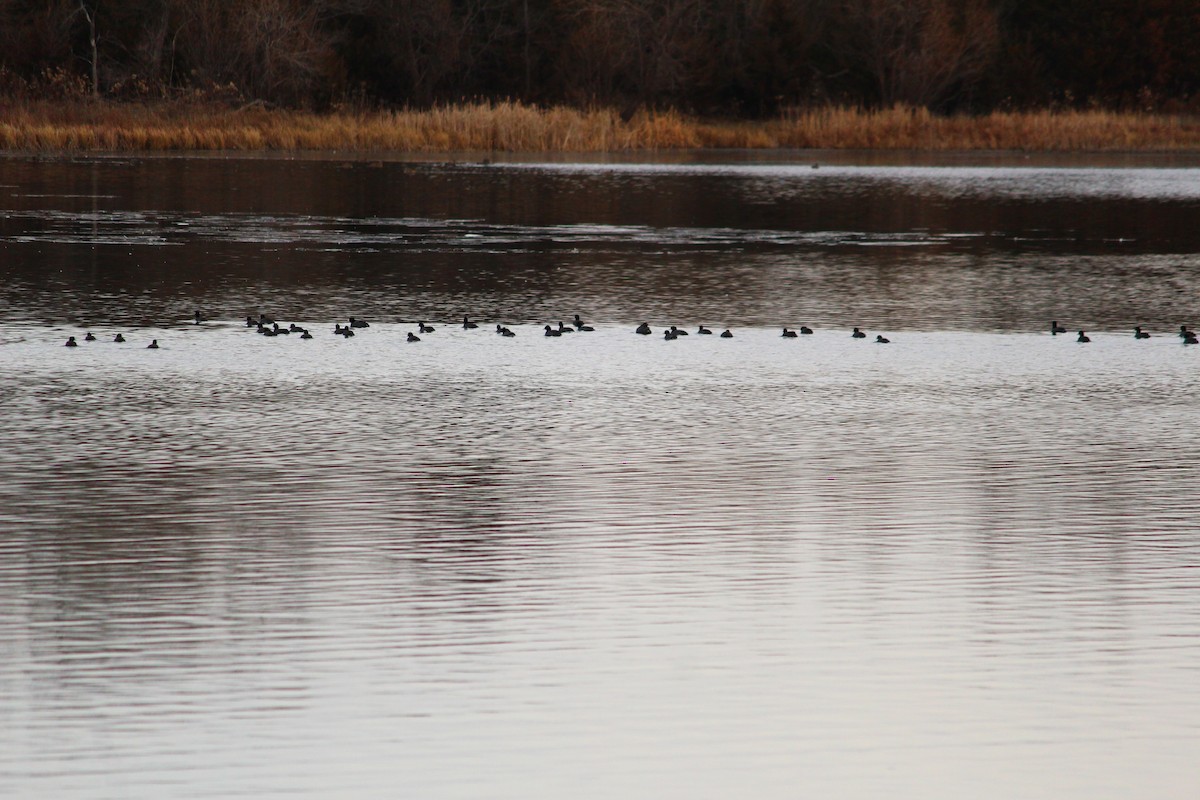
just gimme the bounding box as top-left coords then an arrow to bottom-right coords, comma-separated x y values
62,312 -> 887,347
1053,320 -> 1199,344
64,331 -> 160,349
62,313 -> 1199,347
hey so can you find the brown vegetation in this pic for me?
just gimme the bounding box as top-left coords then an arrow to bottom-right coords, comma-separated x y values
3,101 -> 1200,153
2,1 -> 1200,115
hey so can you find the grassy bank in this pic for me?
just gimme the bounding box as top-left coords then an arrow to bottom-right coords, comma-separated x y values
2,101 -> 1200,153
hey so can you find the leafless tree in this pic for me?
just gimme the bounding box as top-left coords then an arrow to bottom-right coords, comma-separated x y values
170,0 -> 341,104
686,0 -> 830,113
837,0 -> 999,107
552,0 -> 704,107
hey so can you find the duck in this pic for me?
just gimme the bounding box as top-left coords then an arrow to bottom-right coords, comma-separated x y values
1051,321 -> 1067,335
300,329 -> 313,339
544,325 -> 562,337
65,336 -> 78,347
113,333 -> 126,343
1179,325 -> 1196,339
1134,326 -> 1151,339
349,317 -> 370,328
407,332 -> 421,342
852,327 -> 866,338
245,316 -> 257,327
1077,330 -> 1091,343
636,322 -> 652,335
289,323 -> 305,332
499,326 -> 516,337
697,325 -> 713,334
669,325 -> 688,336
259,314 -> 275,326
782,327 -> 798,338
463,316 -> 479,329
1184,334 -> 1199,345
875,335 -> 890,344
147,339 -> 159,349
193,310 -> 205,324
419,322 -> 435,333
573,314 -> 590,330
799,325 -> 814,335
664,329 -> 678,340
84,332 -> 96,341
556,322 -> 575,333
720,329 -> 733,338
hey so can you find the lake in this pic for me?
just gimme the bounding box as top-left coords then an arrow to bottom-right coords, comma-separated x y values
1,151 -> 1198,799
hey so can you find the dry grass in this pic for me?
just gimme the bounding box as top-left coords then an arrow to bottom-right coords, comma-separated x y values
2,100 -> 1200,153
766,106 -> 1200,151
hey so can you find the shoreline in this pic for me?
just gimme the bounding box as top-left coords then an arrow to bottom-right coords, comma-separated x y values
3,101 -> 1200,155
11,149 -> 1200,172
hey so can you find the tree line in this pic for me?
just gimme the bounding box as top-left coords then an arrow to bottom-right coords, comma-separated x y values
2,0 -> 1198,115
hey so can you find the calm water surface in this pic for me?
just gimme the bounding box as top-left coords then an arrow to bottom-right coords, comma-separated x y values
1,153 -> 1198,799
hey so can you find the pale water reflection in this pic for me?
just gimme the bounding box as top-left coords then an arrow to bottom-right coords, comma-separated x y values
1,155 -> 1199,799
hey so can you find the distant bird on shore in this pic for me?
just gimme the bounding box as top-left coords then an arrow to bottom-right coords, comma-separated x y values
194,310 -> 205,324
1077,330 -> 1091,342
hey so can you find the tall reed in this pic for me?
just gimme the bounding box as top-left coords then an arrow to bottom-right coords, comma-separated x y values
2,101 -> 1199,152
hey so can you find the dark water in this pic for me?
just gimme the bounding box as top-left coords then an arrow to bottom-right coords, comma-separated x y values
1,153 -> 1199,799
4,153 -> 1200,331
